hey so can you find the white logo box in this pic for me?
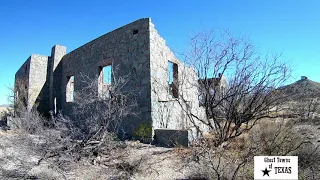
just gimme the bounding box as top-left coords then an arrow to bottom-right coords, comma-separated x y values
254,156 -> 298,180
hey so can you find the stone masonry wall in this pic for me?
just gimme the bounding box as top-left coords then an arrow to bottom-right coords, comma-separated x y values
15,18 -> 208,142
50,45 -> 66,113
59,18 -> 152,138
149,22 -> 207,140
15,57 -> 31,110
15,57 -> 31,88
15,55 -> 49,112
28,54 -> 49,112
15,49 -> 66,115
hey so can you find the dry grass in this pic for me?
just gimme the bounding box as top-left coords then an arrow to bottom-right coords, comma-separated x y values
0,107 -> 11,128
177,118 -> 320,180
1,117 -> 319,179
0,107 -> 9,118
0,130 -> 191,180
0,107 -> 8,112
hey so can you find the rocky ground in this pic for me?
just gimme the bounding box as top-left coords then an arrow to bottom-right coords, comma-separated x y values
1,117 -> 319,180
293,118 -> 320,147
0,130 -> 194,180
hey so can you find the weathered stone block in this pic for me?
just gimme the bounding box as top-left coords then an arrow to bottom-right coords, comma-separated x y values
154,129 -> 189,147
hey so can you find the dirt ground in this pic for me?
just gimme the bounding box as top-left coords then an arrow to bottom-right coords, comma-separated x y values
293,118 -> 320,147
1,117 -> 319,180
0,130 -> 194,180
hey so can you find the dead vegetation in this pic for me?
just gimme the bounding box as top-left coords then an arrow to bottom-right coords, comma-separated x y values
1,89 -> 319,179
0,130 -> 187,179
2,30 -> 320,179
174,118 -> 320,180
1,72 -> 148,179
179,29 -> 291,146
172,29 -> 320,179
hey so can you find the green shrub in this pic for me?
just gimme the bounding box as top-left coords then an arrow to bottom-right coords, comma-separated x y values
133,122 -> 152,141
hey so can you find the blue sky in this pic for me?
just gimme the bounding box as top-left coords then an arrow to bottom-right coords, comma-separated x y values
0,0 -> 319,105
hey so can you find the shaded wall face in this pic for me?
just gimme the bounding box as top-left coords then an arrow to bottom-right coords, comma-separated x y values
60,18 -> 152,138
149,23 -> 206,134
14,45 -> 66,116
14,57 -> 31,112
15,55 -> 50,113
50,45 -> 67,114
15,58 -> 31,91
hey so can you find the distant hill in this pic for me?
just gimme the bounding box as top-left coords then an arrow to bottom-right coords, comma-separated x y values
280,77 -> 320,100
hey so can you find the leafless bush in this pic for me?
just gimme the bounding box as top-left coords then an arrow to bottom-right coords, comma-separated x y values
290,98 -> 320,119
6,79 -> 46,134
182,135 -> 253,180
248,119 -> 309,156
70,71 -> 138,142
31,71 -> 141,178
178,29 -> 291,146
167,29 -> 304,179
0,110 -> 9,128
3,66 -> 141,179
296,144 -> 320,179
13,111 -> 46,134
182,118 -> 318,180
248,118 -> 320,178
10,79 -> 28,116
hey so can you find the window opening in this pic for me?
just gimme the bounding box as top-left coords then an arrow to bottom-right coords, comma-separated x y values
99,65 -> 112,99
168,61 -> 179,98
132,29 -> 139,35
54,97 -> 57,114
66,76 -> 74,102
103,65 -> 112,84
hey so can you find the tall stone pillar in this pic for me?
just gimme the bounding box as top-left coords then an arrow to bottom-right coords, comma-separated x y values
49,45 -> 66,114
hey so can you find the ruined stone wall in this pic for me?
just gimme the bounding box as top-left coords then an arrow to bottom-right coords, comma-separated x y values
15,57 -> 31,88
15,57 -> 31,110
59,18 -> 152,138
15,55 -> 50,112
15,48 -> 66,116
149,22 -> 207,140
14,18 -> 208,142
28,54 -> 50,113
50,45 -> 66,113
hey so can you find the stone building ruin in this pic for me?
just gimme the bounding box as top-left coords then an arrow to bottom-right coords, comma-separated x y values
14,18 -> 225,146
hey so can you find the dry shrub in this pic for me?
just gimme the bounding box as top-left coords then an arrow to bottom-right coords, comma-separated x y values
296,144 -> 320,179
8,110 -> 46,134
181,135 -> 253,180
184,118 -> 319,180
246,118 -> 320,179
71,72 -> 138,142
247,119 -> 306,156
2,71 -> 142,179
247,118 -> 320,179
5,78 -> 47,134
32,72 -> 141,179
0,110 -> 9,128
182,29 -> 290,147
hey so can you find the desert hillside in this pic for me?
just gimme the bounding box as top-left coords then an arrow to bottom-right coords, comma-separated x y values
280,77 -> 320,100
